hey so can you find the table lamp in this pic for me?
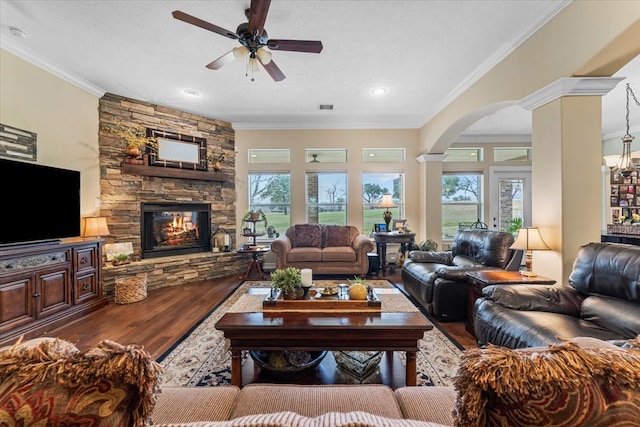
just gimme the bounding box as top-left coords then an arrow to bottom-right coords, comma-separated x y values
81,217 -> 110,238
509,227 -> 550,277
380,194 -> 395,230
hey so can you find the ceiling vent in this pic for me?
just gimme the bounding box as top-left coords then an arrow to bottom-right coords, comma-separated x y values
318,104 -> 334,110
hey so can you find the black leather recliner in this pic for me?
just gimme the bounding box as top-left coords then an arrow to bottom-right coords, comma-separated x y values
474,242 -> 640,349
401,229 -> 521,321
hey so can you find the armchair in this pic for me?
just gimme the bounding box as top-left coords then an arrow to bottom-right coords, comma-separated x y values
401,229 -> 521,321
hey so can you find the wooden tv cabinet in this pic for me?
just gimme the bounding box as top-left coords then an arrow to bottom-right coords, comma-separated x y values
0,238 -> 108,347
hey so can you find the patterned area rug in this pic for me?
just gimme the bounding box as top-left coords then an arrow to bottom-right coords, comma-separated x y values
158,279 -> 464,387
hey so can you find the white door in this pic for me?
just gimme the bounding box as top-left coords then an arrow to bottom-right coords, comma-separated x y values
489,166 -> 532,230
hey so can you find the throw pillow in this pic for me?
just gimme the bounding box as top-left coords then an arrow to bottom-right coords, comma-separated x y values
294,224 -> 322,248
0,338 -> 162,427
324,225 -> 351,247
452,339 -> 640,427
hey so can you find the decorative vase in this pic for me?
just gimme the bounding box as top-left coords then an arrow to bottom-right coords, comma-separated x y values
282,287 -> 304,300
211,161 -> 221,172
125,145 -> 141,157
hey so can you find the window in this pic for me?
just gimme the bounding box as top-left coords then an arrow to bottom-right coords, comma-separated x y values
362,172 -> 404,234
249,173 -> 291,233
493,147 -> 532,162
306,172 -> 347,224
248,149 -> 290,164
442,173 -> 483,239
443,148 -> 483,162
305,149 -> 347,163
363,148 -> 405,163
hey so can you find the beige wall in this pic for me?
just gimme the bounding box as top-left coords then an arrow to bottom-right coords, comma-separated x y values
0,49 -> 101,218
416,1 -> 640,283
235,129 -> 421,238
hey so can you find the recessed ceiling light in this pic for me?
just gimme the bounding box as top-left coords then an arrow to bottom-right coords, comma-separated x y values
9,26 -> 28,39
371,87 -> 387,95
183,89 -> 200,97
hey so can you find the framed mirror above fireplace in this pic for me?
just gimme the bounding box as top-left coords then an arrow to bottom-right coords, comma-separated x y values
147,128 -> 207,171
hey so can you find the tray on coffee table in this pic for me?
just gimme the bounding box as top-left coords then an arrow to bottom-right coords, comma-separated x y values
262,288 -> 381,311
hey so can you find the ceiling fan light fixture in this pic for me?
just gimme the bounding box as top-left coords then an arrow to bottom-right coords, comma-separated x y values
233,46 -> 249,61
257,48 -> 272,65
249,57 -> 260,72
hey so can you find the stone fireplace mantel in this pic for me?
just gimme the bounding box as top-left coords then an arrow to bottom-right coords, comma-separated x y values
121,163 -> 232,182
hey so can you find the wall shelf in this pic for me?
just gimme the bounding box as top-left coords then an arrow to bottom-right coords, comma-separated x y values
121,163 -> 232,182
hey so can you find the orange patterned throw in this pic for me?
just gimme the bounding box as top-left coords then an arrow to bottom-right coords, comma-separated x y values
452,336 -> 640,427
0,337 -> 162,427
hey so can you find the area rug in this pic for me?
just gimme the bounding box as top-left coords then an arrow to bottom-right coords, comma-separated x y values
158,279 -> 464,387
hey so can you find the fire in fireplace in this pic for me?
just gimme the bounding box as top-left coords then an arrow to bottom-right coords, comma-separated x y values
141,203 -> 211,258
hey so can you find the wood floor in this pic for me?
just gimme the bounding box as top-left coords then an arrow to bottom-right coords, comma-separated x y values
40,269 -> 478,360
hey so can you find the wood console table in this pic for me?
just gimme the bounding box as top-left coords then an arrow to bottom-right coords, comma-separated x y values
372,232 -> 415,276
0,238 -> 108,346
465,270 -> 555,336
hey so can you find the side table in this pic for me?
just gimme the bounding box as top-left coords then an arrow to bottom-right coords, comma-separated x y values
237,246 -> 270,280
372,232 -> 415,276
465,270 -> 555,336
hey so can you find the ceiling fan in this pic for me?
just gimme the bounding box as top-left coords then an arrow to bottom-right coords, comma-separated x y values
172,0 -> 323,82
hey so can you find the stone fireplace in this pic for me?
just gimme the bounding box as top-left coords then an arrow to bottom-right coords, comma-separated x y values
140,203 -> 211,258
98,93 -> 243,293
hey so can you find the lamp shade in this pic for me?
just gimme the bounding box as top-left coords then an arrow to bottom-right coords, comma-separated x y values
232,46 -> 249,61
81,217 -> 110,237
603,155 -> 620,169
380,194 -> 395,209
510,227 -> 550,251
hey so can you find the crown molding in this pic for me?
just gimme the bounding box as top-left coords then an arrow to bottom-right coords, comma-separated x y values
1,40 -> 105,98
416,153 -> 448,164
519,77 -> 624,111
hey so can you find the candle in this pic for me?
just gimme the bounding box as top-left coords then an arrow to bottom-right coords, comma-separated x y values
301,268 -> 313,287
224,235 -> 230,246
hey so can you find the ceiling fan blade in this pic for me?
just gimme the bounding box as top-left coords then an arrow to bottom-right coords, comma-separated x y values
172,10 -> 238,40
267,39 -> 323,53
248,0 -> 271,36
206,50 -> 236,70
261,59 -> 286,82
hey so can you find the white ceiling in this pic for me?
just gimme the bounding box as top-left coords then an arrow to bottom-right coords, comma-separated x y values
1,0 -> 638,139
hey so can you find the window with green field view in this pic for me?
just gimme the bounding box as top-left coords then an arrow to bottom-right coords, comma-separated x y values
248,173 -> 291,235
306,172 -> 347,225
363,172 -> 403,234
442,174 -> 483,239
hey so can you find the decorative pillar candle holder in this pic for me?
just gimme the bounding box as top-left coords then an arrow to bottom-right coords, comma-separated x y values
301,268 -> 313,287
301,268 -> 313,298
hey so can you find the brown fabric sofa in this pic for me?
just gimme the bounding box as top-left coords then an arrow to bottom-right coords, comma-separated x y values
270,224 -> 374,276
3,337 -> 640,427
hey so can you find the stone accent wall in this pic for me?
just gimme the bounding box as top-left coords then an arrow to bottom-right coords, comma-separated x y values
98,93 -> 244,292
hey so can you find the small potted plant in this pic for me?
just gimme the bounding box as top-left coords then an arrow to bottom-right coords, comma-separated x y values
104,120 -> 157,158
207,147 -> 226,172
112,253 -> 131,266
270,267 -> 303,300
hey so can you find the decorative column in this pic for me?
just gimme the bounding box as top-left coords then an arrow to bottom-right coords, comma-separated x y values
521,77 -> 623,283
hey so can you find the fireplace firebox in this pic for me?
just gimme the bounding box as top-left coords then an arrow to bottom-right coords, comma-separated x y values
141,203 -> 211,259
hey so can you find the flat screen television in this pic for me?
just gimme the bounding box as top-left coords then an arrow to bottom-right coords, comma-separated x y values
0,158 -> 81,247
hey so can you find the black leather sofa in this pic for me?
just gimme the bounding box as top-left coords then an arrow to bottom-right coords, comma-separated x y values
401,229 -> 521,321
475,242 -> 640,349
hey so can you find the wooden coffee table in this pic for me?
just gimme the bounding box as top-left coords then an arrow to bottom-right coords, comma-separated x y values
215,295 -> 432,387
